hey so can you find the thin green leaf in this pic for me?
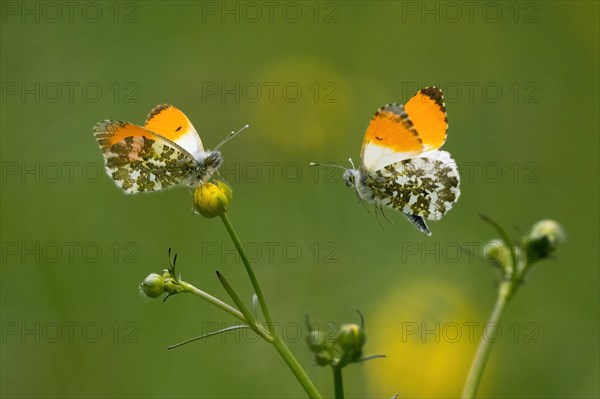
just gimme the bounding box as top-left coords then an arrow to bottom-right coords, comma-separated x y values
216,271 -> 255,324
252,294 -> 259,320
359,354 -> 386,363
354,308 -> 365,330
167,324 -> 252,350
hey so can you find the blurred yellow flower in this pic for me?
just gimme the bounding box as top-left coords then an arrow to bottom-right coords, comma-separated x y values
366,280 -> 484,398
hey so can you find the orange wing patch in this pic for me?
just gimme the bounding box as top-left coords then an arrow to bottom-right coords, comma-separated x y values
404,87 -> 447,151
363,104 -> 423,153
93,120 -> 200,194
94,121 -> 158,149
360,104 -> 425,170
143,104 -> 204,159
144,104 -> 192,141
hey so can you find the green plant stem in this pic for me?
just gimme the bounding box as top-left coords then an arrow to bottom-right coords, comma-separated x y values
180,281 -> 246,323
462,281 -> 514,399
272,335 -> 323,399
181,281 -> 272,341
220,214 -> 275,332
218,213 -> 322,399
333,367 -> 344,399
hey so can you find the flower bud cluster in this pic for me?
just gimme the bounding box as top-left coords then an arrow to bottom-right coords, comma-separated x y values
306,319 -> 367,369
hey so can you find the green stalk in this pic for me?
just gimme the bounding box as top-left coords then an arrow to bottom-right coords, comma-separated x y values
218,214 -> 322,399
180,279 -> 272,345
220,214 -> 275,332
180,281 -> 246,323
272,335 -> 323,399
333,367 -> 344,399
461,281 -> 514,399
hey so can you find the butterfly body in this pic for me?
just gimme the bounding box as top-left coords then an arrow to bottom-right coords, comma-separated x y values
94,104 -> 222,194
344,87 -> 460,235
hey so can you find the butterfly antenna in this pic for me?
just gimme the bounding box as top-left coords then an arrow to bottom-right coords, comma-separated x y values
348,158 -> 356,169
309,162 -> 347,171
214,124 -> 249,150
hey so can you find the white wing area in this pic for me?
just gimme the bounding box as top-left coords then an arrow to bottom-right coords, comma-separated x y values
176,127 -> 207,162
391,150 -> 460,221
144,104 -> 207,163
357,149 -> 460,222
361,142 -> 421,172
414,148 -> 455,163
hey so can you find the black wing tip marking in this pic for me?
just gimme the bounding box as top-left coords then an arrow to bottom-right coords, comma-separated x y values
145,104 -> 174,124
371,103 -> 421,143
420,86 -> 446,111
93,119 -> 125,131
375,86 -> 445,115
376,103 -> 405,116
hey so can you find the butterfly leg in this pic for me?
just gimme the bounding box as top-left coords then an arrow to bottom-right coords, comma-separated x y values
374,206 -> 387,230
379,204 -> 392,224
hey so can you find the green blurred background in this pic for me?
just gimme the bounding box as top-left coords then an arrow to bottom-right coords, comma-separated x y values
1,1 -> 598,398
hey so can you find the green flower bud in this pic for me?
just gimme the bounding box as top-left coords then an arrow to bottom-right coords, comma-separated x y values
194,181 -> 232,218
315,350 -> 333,366
483,239 -> 512,268
139,273 -> 165,298
307,330 -> 329,353
347,348 -> 364,364
525,219 -> 565,262
163,277 -> 184,296
530,219 -> 565,248
336,323 -> 366,352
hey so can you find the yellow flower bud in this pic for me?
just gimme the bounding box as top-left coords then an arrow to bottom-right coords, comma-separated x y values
194,181 -> 233,218
139,273 -> 165,298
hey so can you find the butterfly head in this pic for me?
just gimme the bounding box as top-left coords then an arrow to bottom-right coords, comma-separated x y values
195,150 -> 223,184
342,169 -> 359,188
204,150 -> 223,169
342,158 -> 359,187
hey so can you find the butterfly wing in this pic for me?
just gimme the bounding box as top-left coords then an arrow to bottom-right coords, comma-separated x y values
144,104 -> 206,161
404,214 -> 432,236
404,87 -> 448,151
94,120 -> 198,194
360,103 -> 425,171
362,150 -> 460,230
360,87 -> 448,172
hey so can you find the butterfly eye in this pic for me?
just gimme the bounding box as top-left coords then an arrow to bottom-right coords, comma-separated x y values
343,170 -> 355,187
204,152 -> 223,168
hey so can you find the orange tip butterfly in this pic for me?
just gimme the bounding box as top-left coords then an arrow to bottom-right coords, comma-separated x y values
313,87 -> 460,235
93,104 -> 247,194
